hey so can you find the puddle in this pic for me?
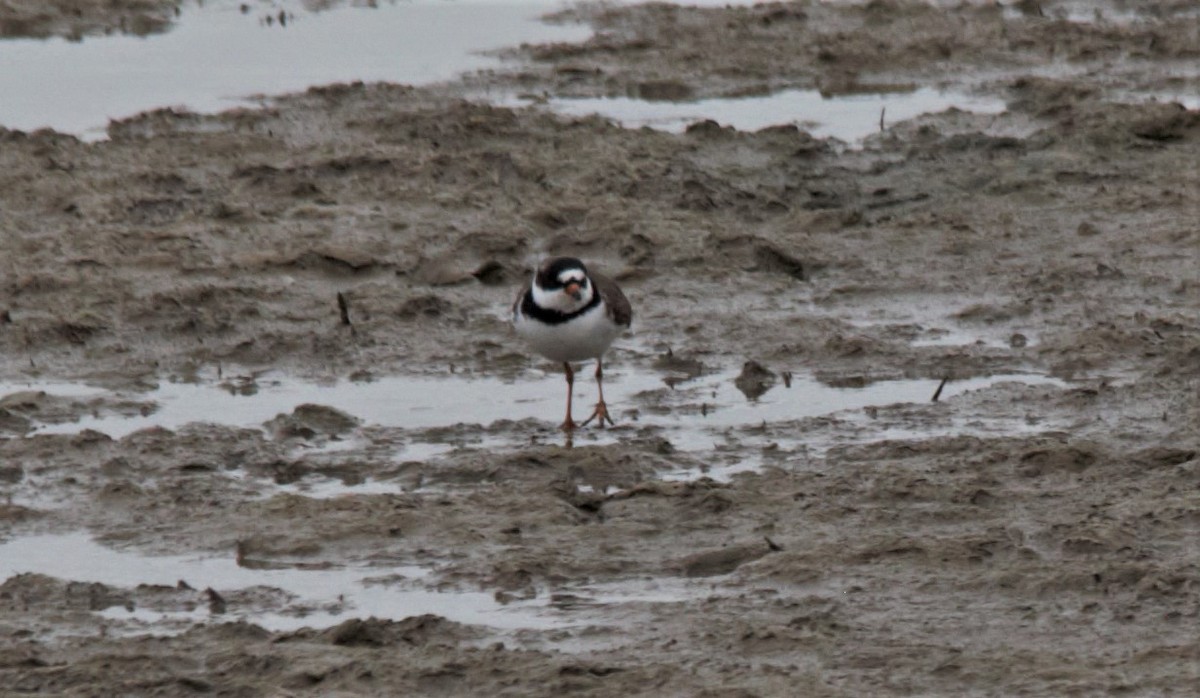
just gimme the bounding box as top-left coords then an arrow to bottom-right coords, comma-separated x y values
0,365 -> 1072,635
657,377 -> 1061,483
0,0 -> 1011,143
0,365 -> 1068,499
6,367 -> 1062,440
0,532 -> 552,635
221,467 -> 407,500
14,371 -> 611,437
636,371 -> 1060,432
0,0 -> 592,138
4,0 -> 1191,145
0,532 -> 730,641
1053,3 -> 1200,25
515,87 -> 1008,143
1118,91 -> 1200,111
661,447 -> 776,483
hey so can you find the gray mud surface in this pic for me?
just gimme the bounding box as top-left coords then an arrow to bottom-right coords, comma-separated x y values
2,1 -> 1199,695
0,0 -> 181,40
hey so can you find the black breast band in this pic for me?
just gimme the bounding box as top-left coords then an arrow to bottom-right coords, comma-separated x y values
520,288 -> 601,326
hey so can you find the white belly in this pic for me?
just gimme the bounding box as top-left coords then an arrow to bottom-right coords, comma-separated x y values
514,303 -> 622,363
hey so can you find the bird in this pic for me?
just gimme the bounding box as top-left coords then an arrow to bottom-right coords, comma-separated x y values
512,256 -> 632,431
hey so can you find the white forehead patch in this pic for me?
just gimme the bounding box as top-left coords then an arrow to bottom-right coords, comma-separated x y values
558,270 -> 586,285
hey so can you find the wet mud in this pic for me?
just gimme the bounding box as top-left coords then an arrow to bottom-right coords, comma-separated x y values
2,0 -> 1199,695
0,0 -> 182,40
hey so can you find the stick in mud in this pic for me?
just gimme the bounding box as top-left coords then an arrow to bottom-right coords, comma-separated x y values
337,292 -> 351,326
931,377 -> 949,403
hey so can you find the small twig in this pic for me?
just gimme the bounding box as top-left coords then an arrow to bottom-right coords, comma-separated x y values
879,106 -> 886,133
336,292 -> 351,326
931,377 -> 949,403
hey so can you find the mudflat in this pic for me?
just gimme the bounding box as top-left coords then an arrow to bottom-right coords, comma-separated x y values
1,1 -> 1198,695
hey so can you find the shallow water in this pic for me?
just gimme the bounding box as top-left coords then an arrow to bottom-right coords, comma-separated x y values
521,87 -> 1009,143
0,0 -> 591,138
0,532 -> 725,639
0,532 -> 557,634
1,0 -> 1016,144
9,366 -> 1060,440
4,0 -> 1193,146
0,366 -> 1067,500
0,348 -> 1070,639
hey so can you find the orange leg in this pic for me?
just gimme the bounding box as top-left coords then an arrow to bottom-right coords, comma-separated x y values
559,362 -> 577,431
580,359 -> 615,428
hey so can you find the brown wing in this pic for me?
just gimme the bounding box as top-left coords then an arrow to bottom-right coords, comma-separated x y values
591,271 -> 632,328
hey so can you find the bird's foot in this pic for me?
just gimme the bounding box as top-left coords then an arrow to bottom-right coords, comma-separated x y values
579,401 -> 615,428
559,417 -> 578,432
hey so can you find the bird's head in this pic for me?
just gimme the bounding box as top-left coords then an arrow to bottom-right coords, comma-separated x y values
532,256 -> 594,312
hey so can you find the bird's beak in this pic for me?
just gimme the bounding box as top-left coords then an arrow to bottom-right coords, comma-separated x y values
564,281 -> 582,300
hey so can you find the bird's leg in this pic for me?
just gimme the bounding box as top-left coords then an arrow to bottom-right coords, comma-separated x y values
559,362 -> 577,431
580,359 -> 615,428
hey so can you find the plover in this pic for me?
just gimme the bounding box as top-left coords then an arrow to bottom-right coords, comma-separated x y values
513,256 -> 632,430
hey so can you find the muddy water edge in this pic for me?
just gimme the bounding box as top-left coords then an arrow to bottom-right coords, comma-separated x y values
2,0 -> 1200,695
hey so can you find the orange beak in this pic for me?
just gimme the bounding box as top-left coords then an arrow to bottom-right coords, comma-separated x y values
564,281 -> 582,300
